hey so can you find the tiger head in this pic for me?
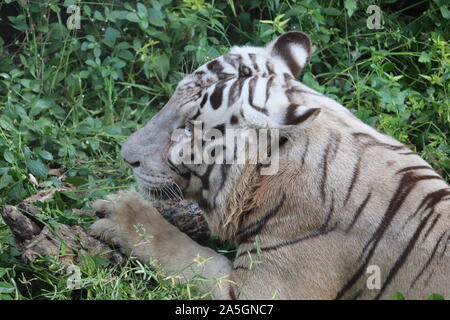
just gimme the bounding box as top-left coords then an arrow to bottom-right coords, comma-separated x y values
121,31 -> 322,214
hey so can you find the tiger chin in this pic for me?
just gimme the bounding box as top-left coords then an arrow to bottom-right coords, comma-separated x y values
89,31 -> 450,300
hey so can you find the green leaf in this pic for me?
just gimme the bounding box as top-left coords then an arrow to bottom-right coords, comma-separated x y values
64,176 -> 88,187
391,292 -> 406,300
427,293 -> 445,300
91,255 -> 110,268
344,0 -> 357,17
8,182 -> 25,200
154,54 -> 170,80
85,59 -> 97,67
126,12 -> 140,23
0,282 -> 15,294
137,3 -> 147,18
105,124 -> 122,135
94,10 -> 105,21
0,268 -> 8,278
440,5 -> 450,19
103,27 -> 121,47
0,173 -> 13,189
30,98 -> 55,117
3,151 -> 15,164
418,52 -> 431,63
27,160 -> 48,178
112,59 -> 126,69
94,47 -> 101,58
0,117 -> 14,131
38,150 -> 54,161
302,73 -> 324,93
118,49 -> 134,61
323,8 -> 341,16
148,8 -> 165,27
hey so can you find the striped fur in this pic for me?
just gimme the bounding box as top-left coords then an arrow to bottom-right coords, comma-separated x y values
93,32 -> 450,299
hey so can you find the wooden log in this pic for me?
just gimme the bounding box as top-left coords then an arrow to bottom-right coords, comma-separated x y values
1,203 -> 124,264
0,198 -> 210,265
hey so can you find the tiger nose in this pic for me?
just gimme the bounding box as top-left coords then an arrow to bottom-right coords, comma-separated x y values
124,159 -> 140,168
121,131 -> 142,168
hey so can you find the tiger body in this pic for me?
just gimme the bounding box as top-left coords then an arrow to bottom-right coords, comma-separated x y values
90,32 -> 450,299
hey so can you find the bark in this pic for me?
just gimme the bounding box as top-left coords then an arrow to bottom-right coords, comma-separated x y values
0,199 -> 210,265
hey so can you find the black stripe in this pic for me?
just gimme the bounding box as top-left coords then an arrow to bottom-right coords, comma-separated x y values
284,104 -> 319,126
374,209 -> 435,299
285,87 -> 322,102
320,133 -> 341,203
236,193 -> 286,244
167,157 -> 191,180
212,164 -> 231,209
422,213 -> 441,243
210,82 -> 226,109
404,188 -> 450,227
396,165 -> 432,174
265,75 -> 274,104
223,53 -> 242,69
200,92 -> 209,108
190,163 -> 215,191
362,174 -> 442,257
248,76 -> 268,115
344,154 -> 363,205
228,77 -> 245,107
283,73 -> 294,82
248,53 -> 259,71
207,60 -> 234,80
265,61 -> 274,74
410,231 -> 445,289
232,265 -> 250,271
345,191 -> 372,233
212,123 -> 225,135
191,108 -> 201,120
352,132 -> 405,151
323,194 -> 335,228
350,289 -> 364,300
236,224 -> 336,259
300,134 -> 310,168
424,269 -> 436,287
415,188 -> 450,217
344,132 -> 406,205
336,172 -> 442,299
207,60 -> 223,76
440,234 -> 450,258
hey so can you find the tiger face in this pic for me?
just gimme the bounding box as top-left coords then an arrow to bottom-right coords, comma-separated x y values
121,32 -> 321,209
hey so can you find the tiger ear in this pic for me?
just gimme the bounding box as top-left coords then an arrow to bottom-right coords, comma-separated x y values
267,31 -> 313,77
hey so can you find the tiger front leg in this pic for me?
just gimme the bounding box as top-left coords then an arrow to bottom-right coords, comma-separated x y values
89,189 -> 233,299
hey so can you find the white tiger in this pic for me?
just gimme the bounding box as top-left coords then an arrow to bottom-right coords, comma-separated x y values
90,31 -> 450,299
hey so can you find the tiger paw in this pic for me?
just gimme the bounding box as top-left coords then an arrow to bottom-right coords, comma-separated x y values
89,189 -> 163,258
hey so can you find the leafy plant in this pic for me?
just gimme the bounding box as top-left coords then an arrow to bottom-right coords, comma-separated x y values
0,0 -> 448,299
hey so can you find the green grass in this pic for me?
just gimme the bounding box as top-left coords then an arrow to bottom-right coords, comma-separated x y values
0,0 -> 449,299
